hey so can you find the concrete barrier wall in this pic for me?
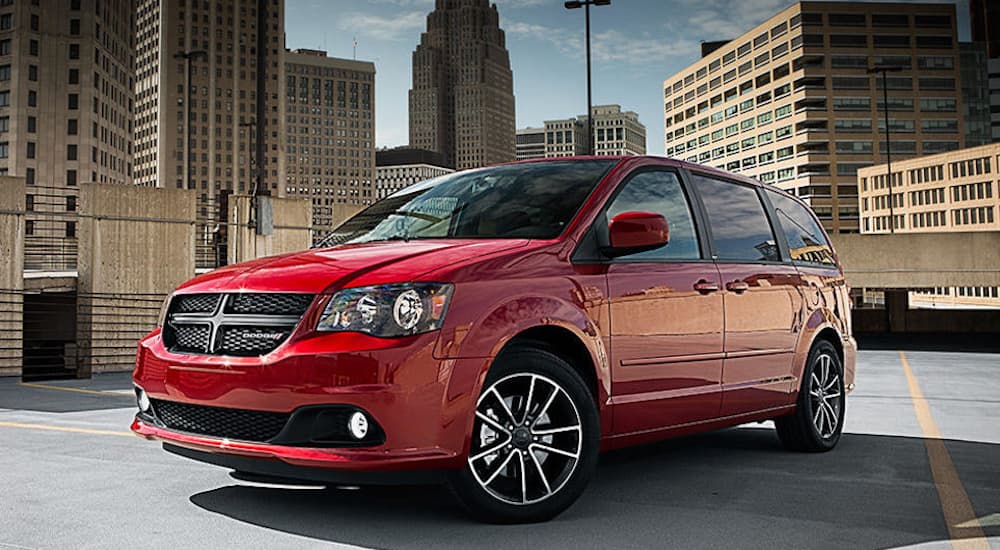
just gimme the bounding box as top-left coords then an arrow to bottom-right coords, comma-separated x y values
0,176 -> 25,377
227,195 -> 311,264
832,232 -> 1000,288
854,308 -> 1000,333
76,184 -> 197,375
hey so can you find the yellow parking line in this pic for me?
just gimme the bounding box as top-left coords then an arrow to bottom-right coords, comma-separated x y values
900,351 -> 989,550
0,420 -> 133,437
18,381 -> 133,398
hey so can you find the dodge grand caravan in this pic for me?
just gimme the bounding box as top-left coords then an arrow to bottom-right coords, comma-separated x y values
132,156 -> 856,523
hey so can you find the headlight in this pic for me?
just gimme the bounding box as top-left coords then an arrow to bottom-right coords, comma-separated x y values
156,293 -> 173,328
317,283 -> 454,337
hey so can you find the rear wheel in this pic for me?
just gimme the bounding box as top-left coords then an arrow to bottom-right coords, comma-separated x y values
775,340 -> 845,452
449,347 -> 599,523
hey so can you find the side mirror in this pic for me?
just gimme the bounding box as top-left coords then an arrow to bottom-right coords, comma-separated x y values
604,211 -> 669,258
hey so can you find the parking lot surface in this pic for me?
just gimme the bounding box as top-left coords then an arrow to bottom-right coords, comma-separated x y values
1,349 -> 998,549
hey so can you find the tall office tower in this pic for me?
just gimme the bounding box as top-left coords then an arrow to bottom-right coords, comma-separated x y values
283,49 -> 375,243
0,0 -> 135,271
409,0 -> 515,170
663,2 -> 965,234
134,0 -> 285,267
970,0 -> 1000,141
539,105 -> 646,158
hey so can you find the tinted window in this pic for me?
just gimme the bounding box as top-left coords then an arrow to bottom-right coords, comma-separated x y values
316,160 -> 615,247
692,174 -> 779,262
606,170 -> 700,260
766,190 -> 836,265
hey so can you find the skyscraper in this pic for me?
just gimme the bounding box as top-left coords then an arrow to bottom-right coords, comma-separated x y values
409,0 -> 515,170
0,0 -> 135,271
134,0 -> 285,267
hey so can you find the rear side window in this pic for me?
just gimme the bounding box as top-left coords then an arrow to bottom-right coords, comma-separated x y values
606,170 -> 700,260
766,190 -> 836,265
692,174 -> 779,262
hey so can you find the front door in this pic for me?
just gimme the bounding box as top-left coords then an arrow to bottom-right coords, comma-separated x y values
605,169 -> 724,434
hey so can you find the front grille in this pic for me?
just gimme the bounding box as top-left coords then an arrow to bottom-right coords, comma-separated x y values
162,293 -> 314,356
173,294 -> 222,313
172,324 -> 211,353
217,325 -> 293,356
151,399 -> 289,442
225,293 -> 314,316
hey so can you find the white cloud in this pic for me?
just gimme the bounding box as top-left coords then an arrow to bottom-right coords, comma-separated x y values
505,20 -> 699,66
337,11 -> 427,42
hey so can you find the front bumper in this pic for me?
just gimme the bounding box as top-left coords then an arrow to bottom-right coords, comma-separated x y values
132,329 -> 492,473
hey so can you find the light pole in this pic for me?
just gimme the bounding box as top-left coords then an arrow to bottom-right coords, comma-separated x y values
564,0 -> 610,156
174,50 -> 207,190
868,65 -> 902,234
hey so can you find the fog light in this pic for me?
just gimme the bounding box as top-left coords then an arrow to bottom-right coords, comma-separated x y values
348,411 -> 369,440
136,387 -> 151,412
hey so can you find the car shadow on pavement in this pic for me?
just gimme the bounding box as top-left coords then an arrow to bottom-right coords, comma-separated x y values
189,427 -> 1000,550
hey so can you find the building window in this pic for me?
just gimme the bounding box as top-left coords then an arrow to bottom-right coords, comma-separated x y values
28,90 -> 36,107
0,39 -> 9,55
68,94 -> 78,110
67,144 -> 77,160
26,167 -> 35,185
69,68 -> 79,84
29,40 -> 38,56
66,221 -> 76,238
0,15 -> 11,31
27,142 -> 35,159
69,44 -> 80,59
27,116 -> 36,133
67,119 -> 77,135
0,65 -> 8,81
70,19 -> 80,36
67,169 -> 77,186
0,141 -> 7,158
28,65 -> 37,81
66,196 -> 76,211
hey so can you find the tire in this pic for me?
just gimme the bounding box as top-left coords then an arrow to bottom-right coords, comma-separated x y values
775,340 -> 845,452
449,346 -> 600,523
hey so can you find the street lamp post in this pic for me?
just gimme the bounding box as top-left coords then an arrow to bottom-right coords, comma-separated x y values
174,50 -> 207,190
868,65 -> 902,234
564,0 -> 610,156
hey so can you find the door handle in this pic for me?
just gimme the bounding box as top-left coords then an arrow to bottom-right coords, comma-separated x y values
726,280 -> 750,294
694,280 -> 720,294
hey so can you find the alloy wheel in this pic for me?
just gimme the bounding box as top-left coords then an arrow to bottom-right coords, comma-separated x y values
468,373 -> 583,505
809,353 -> 842,439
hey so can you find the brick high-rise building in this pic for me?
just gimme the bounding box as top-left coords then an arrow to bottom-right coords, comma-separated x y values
283,49 -> 375,243
0,0 -> 135,270
134,0 -> 285,267
663,2 -> 966,234
409,0 -> 515,170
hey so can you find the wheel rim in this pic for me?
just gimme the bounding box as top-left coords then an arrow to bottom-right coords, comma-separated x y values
809,353 -> 842,439
468,373 -> 583,505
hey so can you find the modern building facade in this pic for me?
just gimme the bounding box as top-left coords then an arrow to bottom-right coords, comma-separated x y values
284,49 -> 375,242
971,0 -> 1000,142
663,2 -> 966,234
0,0 -> 135,271
515,127 -> 545,160
859,142 -> 1000,308
409,0 -> 515,170
375,147 -> 453,200
134,0 -> 286,267
858,142 -> 999,234
960,42 -> 992,147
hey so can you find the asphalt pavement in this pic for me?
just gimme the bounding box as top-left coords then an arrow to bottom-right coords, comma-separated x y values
0,348 -> 998,550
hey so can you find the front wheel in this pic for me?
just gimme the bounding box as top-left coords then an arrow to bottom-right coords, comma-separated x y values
449,347 -> 599,523
775,340 -> 845,452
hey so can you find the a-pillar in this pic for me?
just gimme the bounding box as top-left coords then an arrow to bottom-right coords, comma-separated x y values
885,290 -> 909,333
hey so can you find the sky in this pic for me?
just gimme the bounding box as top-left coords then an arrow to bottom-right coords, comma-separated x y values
286,0 -> 971,156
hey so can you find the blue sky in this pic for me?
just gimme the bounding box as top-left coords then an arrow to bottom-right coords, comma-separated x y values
286,0 -> 971,155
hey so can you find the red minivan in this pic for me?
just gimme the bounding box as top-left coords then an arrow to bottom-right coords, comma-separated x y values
133,156 -> 856,523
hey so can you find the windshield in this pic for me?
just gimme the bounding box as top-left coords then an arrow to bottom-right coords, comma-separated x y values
314,160 -> 617,247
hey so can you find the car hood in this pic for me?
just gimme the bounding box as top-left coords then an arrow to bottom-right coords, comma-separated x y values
174,239 -> 530,294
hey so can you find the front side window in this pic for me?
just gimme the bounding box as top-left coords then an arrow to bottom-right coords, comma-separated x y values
766,190 -> 836,265
317,160 -> 616,246
605,170 -> 700,261
692,174 -> 779,262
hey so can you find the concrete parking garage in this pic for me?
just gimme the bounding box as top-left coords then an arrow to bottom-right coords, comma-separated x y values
0,347 -> 997,550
